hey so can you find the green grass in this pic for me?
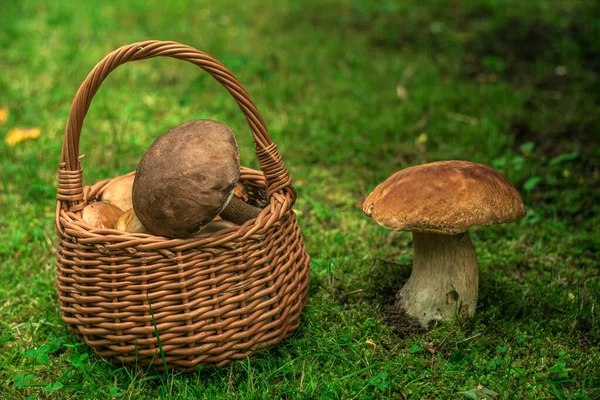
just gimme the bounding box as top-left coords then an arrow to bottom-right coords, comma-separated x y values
1,0 -> 599,398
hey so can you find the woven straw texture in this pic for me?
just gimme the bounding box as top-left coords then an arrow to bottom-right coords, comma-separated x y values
54,40 -> 310,370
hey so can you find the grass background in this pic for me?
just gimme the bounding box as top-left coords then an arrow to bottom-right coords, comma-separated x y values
0,0 -> 598,398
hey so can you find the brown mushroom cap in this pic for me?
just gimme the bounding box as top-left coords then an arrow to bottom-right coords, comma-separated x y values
81,202 -> 124,229
132,120 -> 240,238
362,160 -> 526,235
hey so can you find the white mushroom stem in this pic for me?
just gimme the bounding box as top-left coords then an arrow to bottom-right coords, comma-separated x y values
396,231 -> 479,328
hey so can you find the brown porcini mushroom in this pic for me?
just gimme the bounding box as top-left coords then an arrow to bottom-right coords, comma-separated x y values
132,120 -> 261,238
362,160 -> 526,328
81,202 -> 124,229
100,174 -> 135,211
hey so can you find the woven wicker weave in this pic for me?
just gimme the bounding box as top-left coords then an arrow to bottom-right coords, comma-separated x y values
54,40 -> 310,370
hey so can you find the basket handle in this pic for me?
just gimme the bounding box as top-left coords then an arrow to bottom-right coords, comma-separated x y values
57,40 -> 295,212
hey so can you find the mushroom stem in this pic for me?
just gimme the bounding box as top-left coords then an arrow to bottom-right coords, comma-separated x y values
396,231 -> 479,327
220,195 -> 262,225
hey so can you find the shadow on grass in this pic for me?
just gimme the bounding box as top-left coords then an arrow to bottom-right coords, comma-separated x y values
362,258 -> 426,337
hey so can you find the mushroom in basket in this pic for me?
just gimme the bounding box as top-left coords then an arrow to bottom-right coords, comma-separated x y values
100,174 -> 134,211
131,119 -> 262,238
115,208 -> 150,234
81,201 -> 124,229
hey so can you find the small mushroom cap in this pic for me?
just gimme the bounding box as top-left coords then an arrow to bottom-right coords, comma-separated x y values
81,202 -> 124,229
100,174 -> 134,211
133,120 -> 240,238
362,160 -> 526,235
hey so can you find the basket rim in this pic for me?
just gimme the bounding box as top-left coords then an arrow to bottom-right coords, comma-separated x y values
56,166 -> 295,249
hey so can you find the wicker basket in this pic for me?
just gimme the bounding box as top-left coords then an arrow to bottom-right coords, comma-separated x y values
54,40 -> 310,370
